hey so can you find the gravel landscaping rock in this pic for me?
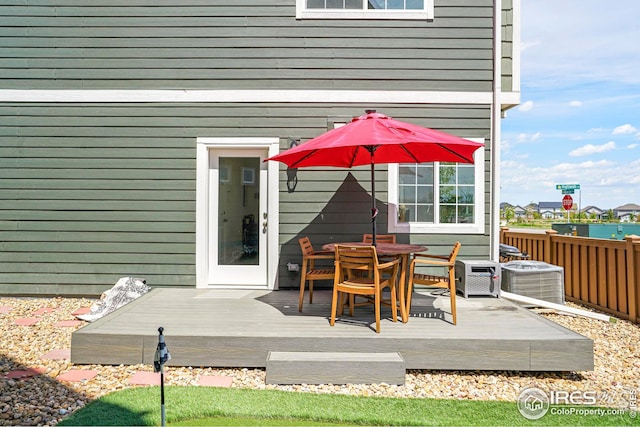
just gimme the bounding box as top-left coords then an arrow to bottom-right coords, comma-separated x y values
0,296 -> 638,426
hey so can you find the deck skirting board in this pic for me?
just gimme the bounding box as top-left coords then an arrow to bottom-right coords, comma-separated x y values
530,340 -> 594,371
71,333 -> 593,371
70,289 -> 594,372
71,334 -> 145,365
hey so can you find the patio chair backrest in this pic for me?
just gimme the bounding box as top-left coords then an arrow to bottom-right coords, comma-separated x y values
362,234 -> 396,244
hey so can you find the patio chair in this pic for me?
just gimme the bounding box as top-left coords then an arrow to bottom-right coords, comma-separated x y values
298,237 -> 335,312
362,233 -> 398,264
330,245 -> 400,333
407,241 -> 461,325
362,233 -> 396,244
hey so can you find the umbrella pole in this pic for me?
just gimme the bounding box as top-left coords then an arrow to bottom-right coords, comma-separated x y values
367,147 -> 378,246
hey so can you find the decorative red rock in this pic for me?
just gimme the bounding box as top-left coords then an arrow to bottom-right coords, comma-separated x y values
14,317 -> 40,326
6,367 -> 46,379
56,369 -> 99,382
128,371 -> 161,386
199,375 -> 233,387
71,306 -> 91,315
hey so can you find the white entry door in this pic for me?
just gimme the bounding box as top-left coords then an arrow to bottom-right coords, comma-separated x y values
196,138 -> 279,289
210,148 -> 268,285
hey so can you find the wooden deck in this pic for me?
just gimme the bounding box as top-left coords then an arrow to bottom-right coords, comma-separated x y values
71,288 -> 593,372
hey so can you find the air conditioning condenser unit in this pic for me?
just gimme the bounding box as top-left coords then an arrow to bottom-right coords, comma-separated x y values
500,261 -> 565,305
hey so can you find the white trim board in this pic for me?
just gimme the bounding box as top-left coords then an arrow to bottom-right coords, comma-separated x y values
0,89 -> 496,104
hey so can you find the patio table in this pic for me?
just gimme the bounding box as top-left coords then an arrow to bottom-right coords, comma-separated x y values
321,242 -> 427,323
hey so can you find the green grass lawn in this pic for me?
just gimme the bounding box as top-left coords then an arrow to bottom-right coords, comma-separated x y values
58,386 -> 636,426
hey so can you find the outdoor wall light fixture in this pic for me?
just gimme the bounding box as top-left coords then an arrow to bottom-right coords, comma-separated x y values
286,138 -> 299,193
288,138 -> 299,148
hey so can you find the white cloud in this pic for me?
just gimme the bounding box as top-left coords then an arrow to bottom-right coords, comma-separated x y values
513,132 -> 541,144
569,141 -> 616,157
613,124 -> 638,135
599,176 -> 620,185
628,143 -> 638,149
568,100 -> 582,107
518,100 -> 534,112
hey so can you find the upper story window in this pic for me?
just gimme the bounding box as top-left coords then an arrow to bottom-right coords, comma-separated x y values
297,0 -> 434,19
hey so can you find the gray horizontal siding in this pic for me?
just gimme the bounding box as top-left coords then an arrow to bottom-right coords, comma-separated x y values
501,0 -> 516,92
0,0 -> 495,91
0,103 -> 491,295
0,102 -> 197,294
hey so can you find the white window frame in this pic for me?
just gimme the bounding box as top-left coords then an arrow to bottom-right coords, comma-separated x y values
387,138 -> 485,234
296,0 -> 434,20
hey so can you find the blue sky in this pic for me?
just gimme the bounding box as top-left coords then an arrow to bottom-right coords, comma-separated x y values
500,0 -> 640,210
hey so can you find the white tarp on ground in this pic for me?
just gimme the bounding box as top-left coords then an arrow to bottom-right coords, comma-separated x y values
76,276 -> 150,322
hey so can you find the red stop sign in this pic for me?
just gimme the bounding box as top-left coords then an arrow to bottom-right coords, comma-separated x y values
562,194 -> 573,210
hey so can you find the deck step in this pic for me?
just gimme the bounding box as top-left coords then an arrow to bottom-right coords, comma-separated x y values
265,351 -> 405,385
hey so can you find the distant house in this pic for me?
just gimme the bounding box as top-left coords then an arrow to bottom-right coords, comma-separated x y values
538,202 -> 566,220
501,202 -> 529,220
615,204 -> 640,222
513,205 -> 527,218
524,203 -> 538,218
581,205 -> 606,221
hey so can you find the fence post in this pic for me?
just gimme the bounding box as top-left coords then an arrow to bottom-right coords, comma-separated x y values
625,235 -> 639,323
544,230 -> 557,264
500,227 -> 508,245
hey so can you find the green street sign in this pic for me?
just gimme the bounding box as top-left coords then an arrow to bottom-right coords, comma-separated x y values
562,189 -> 574,194
556,184 -> 581,190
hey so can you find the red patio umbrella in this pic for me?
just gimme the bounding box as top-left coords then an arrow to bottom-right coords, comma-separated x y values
266,110 -> 484,245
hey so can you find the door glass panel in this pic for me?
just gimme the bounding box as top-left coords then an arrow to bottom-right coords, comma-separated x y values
218,157 -> 260,266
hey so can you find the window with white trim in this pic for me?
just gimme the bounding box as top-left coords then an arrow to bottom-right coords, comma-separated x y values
387,140 -> 485,234
296,0 -> 434,19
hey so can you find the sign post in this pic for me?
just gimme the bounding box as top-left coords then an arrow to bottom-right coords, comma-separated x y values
556,184 -> 581,222
562,194 -> 573,223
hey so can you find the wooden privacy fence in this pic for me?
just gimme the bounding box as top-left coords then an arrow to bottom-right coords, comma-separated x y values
500,228 -> 640,324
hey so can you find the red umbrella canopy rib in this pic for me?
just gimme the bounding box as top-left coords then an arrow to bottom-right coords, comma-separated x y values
267,112 -> 484,168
